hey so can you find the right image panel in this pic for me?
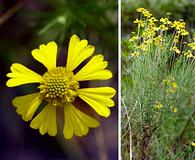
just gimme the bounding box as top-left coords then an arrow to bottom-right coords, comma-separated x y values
121,1 -> 195,159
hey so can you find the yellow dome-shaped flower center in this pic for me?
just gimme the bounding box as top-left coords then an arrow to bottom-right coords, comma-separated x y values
39,67 -> 79,106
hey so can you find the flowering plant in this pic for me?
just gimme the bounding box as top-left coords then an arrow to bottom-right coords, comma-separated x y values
122,8 -> 195,159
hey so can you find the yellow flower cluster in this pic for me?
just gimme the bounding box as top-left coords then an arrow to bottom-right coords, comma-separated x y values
153,35 -> 163,47
170,20 -> 189,35
160,18 -> 172,25
184,50 -> 194,58
136,8 -> 152,18
188,42 -> 195,50
133,18 -> 145,27
171,20 -> 186,30
154,101 -> 163,110
130,8 -> 194,59
181,43 -> 195,58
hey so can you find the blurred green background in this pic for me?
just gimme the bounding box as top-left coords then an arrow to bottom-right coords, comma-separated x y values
0,0 -> 118,160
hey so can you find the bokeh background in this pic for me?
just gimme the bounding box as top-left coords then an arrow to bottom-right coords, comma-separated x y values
0,0 -> 118,160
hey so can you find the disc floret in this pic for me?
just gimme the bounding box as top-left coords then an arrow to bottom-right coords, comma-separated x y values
39,67 -> 79,106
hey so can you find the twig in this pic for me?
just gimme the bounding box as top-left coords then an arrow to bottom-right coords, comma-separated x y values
0,0 -> 27,26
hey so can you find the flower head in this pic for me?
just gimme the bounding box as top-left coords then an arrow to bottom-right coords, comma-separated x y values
160,18 -> 172,25
154,101 -> 163,110
170,46 -> 181,54
188,42 -> 195,50
170,106 -> 177,113
136,8 -> 152,18
7,35 -> 116,139
191,142 -> 195,147
133,18 -> 145,27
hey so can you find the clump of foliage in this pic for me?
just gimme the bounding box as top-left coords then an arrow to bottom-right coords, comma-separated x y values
122,8 -> 195,159
32,0 -> 117,51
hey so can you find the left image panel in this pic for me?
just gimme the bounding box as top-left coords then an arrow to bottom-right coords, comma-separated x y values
0,0 -> 118,160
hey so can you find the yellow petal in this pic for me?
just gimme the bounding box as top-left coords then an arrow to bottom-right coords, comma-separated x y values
12,93 -> 42,122
72,105 -> 99,128
74,54 -> 112,81
6,63 -> 42,87
63,103 -> 99,139
31,41 -> 57,70
63,107 -> 74,139
66,35 -> 94,71
78,87 -> 116,117
30,104 -> 57,136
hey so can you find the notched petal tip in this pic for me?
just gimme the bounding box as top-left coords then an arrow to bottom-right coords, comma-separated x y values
31,41 -> 57,70
71,34 -> 80,40
63,104 -> 100,139
66,35 -> 93,71
78,87 -> 116,117
30,104 -> 57,137
88,44 -> 95,49
12,93 -> 42,122
48,41 -> 57,45
86,45 -> 95,53
95,54 -> 104,59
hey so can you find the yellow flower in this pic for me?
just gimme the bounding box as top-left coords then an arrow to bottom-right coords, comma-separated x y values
137,43 -> 148,52
154,101 -> 163,110
133,18 -> 145,27
171,20 -> 186,30
136,8 -> 152,18
131,52 -> 140,57
184,50 -> 193,58
136,8 -> 146,13
153,35 -> 163,46
149,17 -> 158,22
171,82 -> 177,90
191,142 -> 195,147
163,79 -> 169,85
142,27 -> 156,38
160,18 -> 172,25
159,24 -> 169,31
129,36 -> 138,42
148,17 -> 158,26
170,46 -> 181,54
179,29 -> 189,36
188,42 -> 195,50
173,35 -> 179,43
170,106 -> 177,112
6,35 -> 116,139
